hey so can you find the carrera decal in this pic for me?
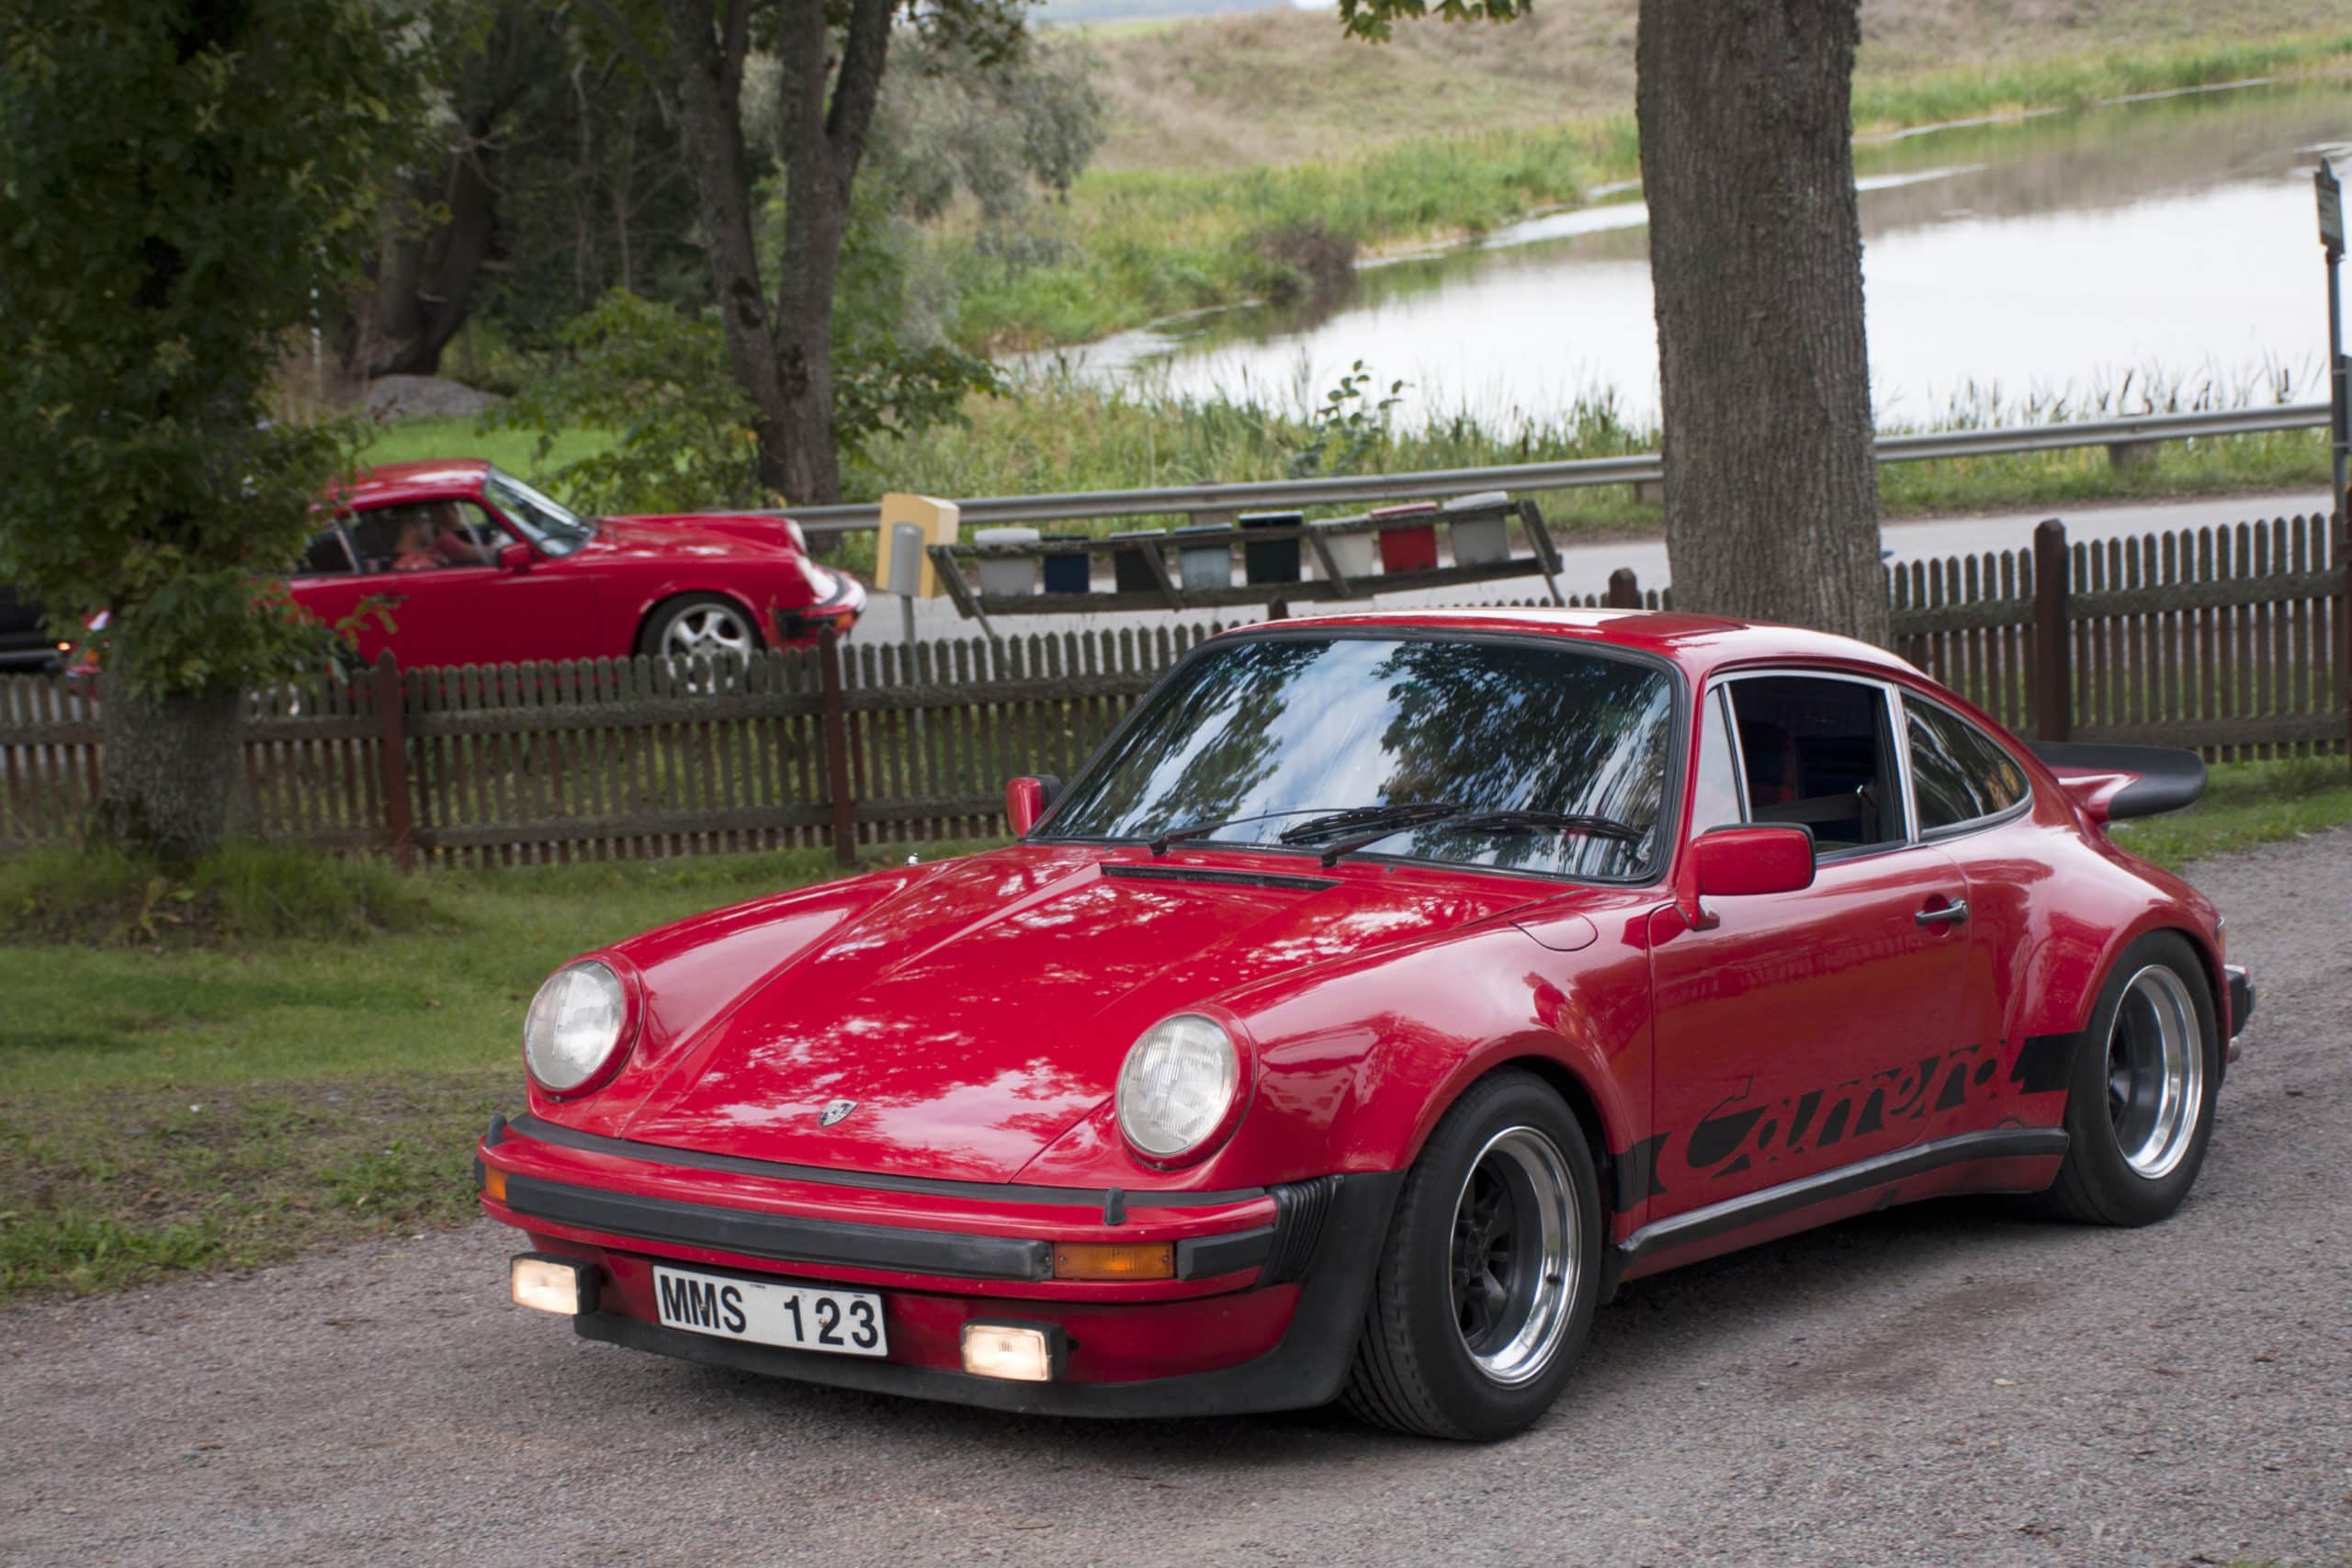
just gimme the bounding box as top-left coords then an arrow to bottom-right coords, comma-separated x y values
2009,1032 -> 2075,1094
1643,1036 -> 2072,1195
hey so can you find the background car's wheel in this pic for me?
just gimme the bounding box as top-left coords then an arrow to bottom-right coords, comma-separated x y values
1342,1068 -> 1601,1441
638,593 -> 761,671
2028,931 -> 2220,1226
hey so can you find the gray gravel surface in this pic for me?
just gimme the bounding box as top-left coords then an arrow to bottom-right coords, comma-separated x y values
6,833 -> 2350,1567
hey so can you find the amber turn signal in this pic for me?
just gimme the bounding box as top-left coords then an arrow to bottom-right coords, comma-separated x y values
482,1165 -> 508,1202
1051,1241 -> 1174,1281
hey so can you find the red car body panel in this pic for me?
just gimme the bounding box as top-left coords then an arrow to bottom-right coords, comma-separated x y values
299,459 -> 863,665
479,607 -> 2241,1416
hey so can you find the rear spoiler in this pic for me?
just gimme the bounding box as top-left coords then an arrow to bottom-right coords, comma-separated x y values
2027,741 -> 2206,823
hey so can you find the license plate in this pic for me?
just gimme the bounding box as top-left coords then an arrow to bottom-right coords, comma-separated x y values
651,1265 -> 887,1358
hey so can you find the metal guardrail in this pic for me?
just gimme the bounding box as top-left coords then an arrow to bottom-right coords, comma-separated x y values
778,401 -> 2331,537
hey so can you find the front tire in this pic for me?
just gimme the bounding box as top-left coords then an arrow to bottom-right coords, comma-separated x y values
1342,1069 -> 1601,1441
637,593 -> 761,669
2031,931 -> 2220,1226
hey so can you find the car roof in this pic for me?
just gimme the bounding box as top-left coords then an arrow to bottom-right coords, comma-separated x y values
1237,605 -> 1923,686
334,459 -> 494,510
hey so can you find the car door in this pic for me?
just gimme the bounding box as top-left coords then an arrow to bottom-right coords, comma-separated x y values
1897,687 -> 2040,1129
1644,671 -> 1974,1224
342,499 -> 600,667
282,518 -> 390,662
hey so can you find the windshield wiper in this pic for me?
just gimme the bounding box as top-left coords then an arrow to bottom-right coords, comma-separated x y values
1314,807 -> 1645,867
1146,806 -> 1402,856
1274,802 -> 1463,844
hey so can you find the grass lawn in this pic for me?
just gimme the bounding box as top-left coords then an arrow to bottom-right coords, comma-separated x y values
3,756 -> 2346,1305
0,843 -> 993,1303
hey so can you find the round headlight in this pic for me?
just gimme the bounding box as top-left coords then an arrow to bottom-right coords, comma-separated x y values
1116,1014 -> 1239,1161
524,961 -> 630,1093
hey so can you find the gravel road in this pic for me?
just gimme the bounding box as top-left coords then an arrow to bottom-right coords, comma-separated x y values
6,833 -> 2350,1567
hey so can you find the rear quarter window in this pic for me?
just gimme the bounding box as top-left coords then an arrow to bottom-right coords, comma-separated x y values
1906,698 -> 2028,832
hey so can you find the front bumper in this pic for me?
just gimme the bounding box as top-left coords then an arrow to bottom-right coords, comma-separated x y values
2225,964 -> 2255,1064
479,1114 -> 1402,1417
775,567 -> 866,642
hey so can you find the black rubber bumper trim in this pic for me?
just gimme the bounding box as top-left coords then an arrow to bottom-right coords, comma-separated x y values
2226,965 -> 2255,1036
1619,1127 -> 2071,1265
501,1112 -> 1265,1211
1174,1224 -> 1273,1280
569,1168 -> 1408,1418
504,1173 -> 1054,1282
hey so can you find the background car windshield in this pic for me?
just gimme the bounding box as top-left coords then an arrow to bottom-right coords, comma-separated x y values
1043,636 -> 1675,879
484,469 -> 594,557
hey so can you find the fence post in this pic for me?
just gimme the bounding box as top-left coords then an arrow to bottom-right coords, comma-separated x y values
1606,568 -> 1642,609
818,626 -> 856,867
2338,509 -> 2350,779
372,651 -> 415,873
2032,519 -> 2072,742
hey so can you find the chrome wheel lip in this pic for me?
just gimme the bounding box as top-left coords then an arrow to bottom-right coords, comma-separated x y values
2105,964 -> 2204,1180
1447,1124 -> 1579,1388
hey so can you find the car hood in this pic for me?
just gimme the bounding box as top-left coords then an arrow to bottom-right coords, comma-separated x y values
615,847 -> 1544,1184
582,513 -> 807,562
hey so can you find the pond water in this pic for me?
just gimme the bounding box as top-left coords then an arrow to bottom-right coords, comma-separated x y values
1030,78 -> 2352,429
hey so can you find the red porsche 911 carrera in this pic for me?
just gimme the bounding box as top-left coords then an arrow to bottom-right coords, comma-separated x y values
478,608 -> 2250,1439
296,460 -> 863,667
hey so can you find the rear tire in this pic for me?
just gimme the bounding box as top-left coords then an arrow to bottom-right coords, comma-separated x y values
1342,1069 -> 1601,1441
2029,931 -> 2219,1226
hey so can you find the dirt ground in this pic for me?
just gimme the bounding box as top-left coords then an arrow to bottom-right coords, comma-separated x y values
4,831 -> 2348,1566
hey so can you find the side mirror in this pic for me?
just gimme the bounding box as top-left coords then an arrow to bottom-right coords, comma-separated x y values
497,540 -> 536,571
1692,825 -> 1815,897
1005,775 -> 1060,837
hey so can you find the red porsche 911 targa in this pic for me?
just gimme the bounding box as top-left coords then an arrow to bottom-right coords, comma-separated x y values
296,460 -> 863,666
478,608 -> 2251,1439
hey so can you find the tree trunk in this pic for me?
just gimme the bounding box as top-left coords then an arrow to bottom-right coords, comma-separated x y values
1636,0 -> 1887,645
93,671 -> 245,869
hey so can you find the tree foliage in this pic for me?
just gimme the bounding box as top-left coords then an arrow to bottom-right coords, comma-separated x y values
0,0 -> 431,698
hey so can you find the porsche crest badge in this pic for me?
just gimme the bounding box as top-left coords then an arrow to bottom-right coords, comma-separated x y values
817,1099 -> 858,1127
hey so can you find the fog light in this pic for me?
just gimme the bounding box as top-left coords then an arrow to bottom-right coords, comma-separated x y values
1052,1242 -> 1173,1280
510,1254 -> 593,1315
961,1323 -> 1060,1382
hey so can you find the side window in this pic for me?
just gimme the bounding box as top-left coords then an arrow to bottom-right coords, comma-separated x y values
1690,684 -> 1745,834
1905,697 -> 2028,833
346,501 -> 511,573
1727,675 -> 1905,851
294,525 -> 355,577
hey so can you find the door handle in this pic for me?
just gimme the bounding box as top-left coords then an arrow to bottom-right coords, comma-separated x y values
1915,900 -> 1970,927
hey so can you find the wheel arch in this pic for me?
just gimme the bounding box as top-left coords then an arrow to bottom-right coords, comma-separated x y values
632,586 -> 770,653
1390,1041 -> 1631,1218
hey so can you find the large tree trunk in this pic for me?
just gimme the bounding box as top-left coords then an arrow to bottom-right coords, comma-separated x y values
93,671 -> 244,869
1636,0 -> 1887,645
657,0 -> 891,506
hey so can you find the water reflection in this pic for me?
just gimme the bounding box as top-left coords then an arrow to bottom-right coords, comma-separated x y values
1030,80 -> 2351,426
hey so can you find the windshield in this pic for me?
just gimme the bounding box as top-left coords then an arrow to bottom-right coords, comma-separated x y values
483,468 -> 594,557
1042,635 -> 1678,880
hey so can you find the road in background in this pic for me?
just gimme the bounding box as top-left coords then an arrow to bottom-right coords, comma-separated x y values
843,488 -> 2337,647
3,831 -> 2346,1566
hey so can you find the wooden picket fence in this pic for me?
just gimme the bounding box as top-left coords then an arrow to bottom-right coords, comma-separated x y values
2,513 -> 2344,866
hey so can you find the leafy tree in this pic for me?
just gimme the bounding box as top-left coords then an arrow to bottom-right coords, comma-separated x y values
588,0 -> 1038,505
1337,0 -> 1888,643
479,291 -> 766,514
0,0 -> 430,864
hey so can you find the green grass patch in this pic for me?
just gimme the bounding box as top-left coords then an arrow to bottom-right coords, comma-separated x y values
2109,755 -> 2352,870
0,839 -> 1002,1302
0,840 -> 437,947
353,415 -> 612,485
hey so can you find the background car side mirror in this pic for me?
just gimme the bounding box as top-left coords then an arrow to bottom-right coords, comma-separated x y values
496,540 -> 536,571
1692,825 -> 1815,897
1004,775 -> 1061,836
